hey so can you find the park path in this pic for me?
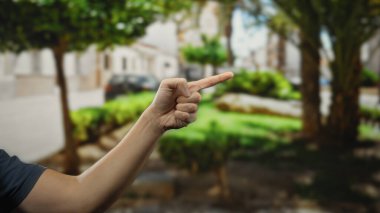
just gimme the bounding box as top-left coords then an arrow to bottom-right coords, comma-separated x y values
217,90 -> 379,118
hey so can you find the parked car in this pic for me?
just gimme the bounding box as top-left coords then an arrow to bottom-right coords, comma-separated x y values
105,74 -> 159,101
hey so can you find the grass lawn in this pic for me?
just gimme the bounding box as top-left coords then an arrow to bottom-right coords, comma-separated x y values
163,102 -> 301,150
163,101 -> 380,150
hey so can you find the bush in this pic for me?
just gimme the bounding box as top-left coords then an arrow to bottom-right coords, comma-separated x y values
214,69 -> 300,100
104,92 -> 155,126
159,121 -> 240,199
159,121 -> 239,173
360,106 -> 380,124
71,107 -> 108,143
361,68 -> 379,87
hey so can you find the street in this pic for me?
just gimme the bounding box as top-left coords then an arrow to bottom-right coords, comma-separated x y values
0,89 -> 104,162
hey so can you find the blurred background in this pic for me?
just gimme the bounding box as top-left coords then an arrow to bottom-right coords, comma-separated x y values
1,0 -> 380,212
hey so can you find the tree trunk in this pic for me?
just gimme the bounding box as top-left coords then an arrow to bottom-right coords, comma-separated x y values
212,65 -> 218,76
224,3 -> 234,67
300,33 -> 321,138
201,65 -> 206,78
95,51 -> 102,87
176,25 -> 188,79
52,39 -> 80,175
326,50 -> 361,145
266,32 -> 274,68
214,166 -> 230,200
276,36 -> 286,74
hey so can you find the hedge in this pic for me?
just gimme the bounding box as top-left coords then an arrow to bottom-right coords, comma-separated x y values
214,69 -> 300,100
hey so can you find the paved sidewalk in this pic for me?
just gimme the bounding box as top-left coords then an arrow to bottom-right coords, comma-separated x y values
0,89 -> 104,162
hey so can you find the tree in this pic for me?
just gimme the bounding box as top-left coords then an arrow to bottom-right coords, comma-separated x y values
273,1 -> 323,139
274,0 -> 380,144
243,0 -> 322,139
0,0 -> 174,174
320,0 -> 380,144
182,35 -> 227,77
216,0 -> 238,66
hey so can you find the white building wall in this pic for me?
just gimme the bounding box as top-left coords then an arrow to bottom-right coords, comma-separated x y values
154,55 -> 178,79
285,40 -> 301,77
112,47 -> 139,74
14,51 -> 32,75
199,1 -> 219,37
141,22 -> 178,56
365,31 -> 380,73
40,49 -> 55,76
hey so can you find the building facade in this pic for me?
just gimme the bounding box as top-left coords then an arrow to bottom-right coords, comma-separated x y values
0,23 -> 178,100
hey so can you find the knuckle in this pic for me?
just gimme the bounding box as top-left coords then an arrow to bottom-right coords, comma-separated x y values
175,78 -> 187,85
191,104 -> 198,111
176,96 -> 185,103
161,79 -> 170,85
194,92 -> 202,102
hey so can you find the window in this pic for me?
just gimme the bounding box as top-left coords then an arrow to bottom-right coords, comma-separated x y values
122,57 -> 128,72
104,54 -> 110,70
164,62 -> 171,68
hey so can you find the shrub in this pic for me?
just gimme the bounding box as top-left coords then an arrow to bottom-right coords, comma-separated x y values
104,92 -> 155,126
159,121 -> 239,173
71,107 -> 107,143
361,68 -> 379,87
159,121 -> 239,198
214,69 -> 300,100
360,106 -> 380,124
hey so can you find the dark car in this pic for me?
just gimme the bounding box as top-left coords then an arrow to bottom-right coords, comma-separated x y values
105,74 -> 159,101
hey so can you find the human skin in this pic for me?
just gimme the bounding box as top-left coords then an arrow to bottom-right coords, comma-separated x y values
18,72 -> 234,213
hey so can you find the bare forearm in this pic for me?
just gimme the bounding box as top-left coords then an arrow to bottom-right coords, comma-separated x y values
76,107 -> 163,211
20,108 -> 163,212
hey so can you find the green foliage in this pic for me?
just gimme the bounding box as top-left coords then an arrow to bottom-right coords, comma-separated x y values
159,121 -> 239,173
159,104 -> 301,172
214,69 -> 300,100
71,92 -> 154,144
360,106 -> 380,124
182,35 -> 227,67
71,107 -> 107,143
361,68 -> 379,87
104,92 -> 155,126
0,0 -> 181,52
181,45 -> 208,66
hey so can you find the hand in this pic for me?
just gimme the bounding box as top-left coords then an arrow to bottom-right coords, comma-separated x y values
146,72 -> 234,131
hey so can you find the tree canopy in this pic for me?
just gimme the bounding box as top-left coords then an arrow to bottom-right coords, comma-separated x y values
182,35 -> 227,75
0,0 -> 176,52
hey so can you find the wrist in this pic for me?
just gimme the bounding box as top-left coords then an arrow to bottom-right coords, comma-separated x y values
141,106 -> 166,134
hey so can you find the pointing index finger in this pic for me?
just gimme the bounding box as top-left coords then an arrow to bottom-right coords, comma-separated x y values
189,72 -> 234,92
